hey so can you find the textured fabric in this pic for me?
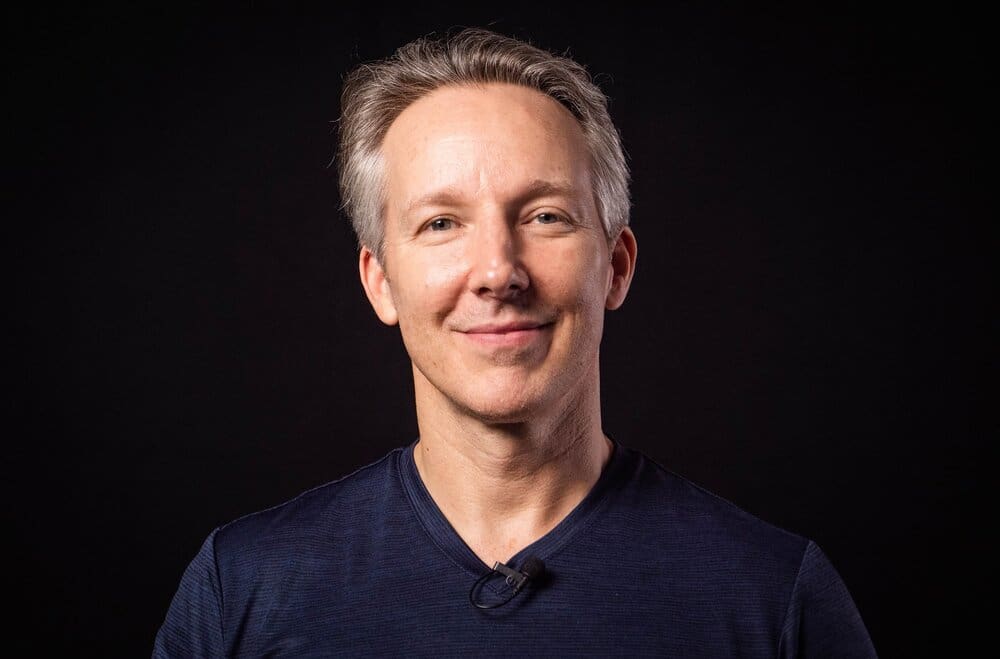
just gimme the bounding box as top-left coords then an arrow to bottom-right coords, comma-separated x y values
154,441 -> 876,657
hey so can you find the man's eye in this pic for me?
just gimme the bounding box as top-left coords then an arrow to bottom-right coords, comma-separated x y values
534,213 -> 562,224
427,218 -> 454,231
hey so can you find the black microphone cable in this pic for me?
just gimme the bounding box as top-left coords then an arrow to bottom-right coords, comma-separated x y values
468,556 -> 546,609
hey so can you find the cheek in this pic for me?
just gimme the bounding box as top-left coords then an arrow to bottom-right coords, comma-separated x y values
538,241 -> 609,307
420,254 -> 466,293
390,250 -> 466,322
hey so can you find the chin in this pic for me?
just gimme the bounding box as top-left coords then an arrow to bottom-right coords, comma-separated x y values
414,363 -> 582,426
462,405 -> 535,425
452,382 -> 556,425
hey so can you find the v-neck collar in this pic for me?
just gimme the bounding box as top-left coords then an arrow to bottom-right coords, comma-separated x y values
397,438 -> 628,578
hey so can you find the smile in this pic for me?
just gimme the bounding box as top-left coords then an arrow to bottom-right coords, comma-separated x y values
458,322 -> 554,348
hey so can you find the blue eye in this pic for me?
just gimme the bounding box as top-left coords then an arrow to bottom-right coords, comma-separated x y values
535,213 -> 561,224
428,218 -> 454,231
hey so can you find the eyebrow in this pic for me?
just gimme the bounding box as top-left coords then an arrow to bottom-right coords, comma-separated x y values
403,179 -> 579,215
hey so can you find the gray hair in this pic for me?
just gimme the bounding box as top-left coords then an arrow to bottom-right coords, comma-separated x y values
336,28 -> 630,259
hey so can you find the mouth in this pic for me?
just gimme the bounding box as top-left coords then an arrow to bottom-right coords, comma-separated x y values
458,320 -> 554,348
463,320 -> 551,333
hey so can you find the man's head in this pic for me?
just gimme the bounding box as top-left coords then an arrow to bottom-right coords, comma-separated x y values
340,29 -> 637,425
337,28 -> 630,260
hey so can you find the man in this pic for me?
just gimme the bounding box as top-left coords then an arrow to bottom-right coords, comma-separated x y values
155,28 -> 876,657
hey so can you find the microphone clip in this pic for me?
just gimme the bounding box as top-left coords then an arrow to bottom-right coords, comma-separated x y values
468,556 -> 545,610
492,561 -> 532,593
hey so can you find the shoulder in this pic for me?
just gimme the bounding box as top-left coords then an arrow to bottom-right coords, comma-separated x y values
211,447 -> 405,571
607,444 -> 810,585
602,445 -> 877,655
155,448 -> 411,656
779,541 -> 878,656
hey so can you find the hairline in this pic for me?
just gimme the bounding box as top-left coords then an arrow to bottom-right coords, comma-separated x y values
367,81 -> 616,263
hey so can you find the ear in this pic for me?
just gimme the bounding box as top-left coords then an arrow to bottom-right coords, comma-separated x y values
359,246 -> 399,326
605,226 -> 637,310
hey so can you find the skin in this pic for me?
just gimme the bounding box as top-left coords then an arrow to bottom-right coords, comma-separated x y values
359,83 -> 637,566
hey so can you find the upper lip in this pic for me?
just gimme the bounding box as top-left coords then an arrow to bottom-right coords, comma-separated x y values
461,320 -> 552,334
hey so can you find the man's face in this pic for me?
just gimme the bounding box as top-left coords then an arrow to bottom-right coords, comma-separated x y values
360,83 -> 634,424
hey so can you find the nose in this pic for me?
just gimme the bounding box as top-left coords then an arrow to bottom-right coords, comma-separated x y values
467,215 -> 530,301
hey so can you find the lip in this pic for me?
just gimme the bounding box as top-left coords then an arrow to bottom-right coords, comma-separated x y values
463,320 -> 549,333
458,320 -> 554,348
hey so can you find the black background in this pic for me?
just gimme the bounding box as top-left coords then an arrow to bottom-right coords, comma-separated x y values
7,3 -> 986,656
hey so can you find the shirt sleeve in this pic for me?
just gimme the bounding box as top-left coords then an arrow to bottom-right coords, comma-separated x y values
778,540 -> 877,659
153,529 -> 226,658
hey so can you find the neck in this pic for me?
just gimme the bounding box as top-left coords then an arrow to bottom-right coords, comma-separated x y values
410,364 -> 612,567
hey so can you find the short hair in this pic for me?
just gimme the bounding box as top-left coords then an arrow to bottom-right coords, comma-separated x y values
336,28 -> 630,259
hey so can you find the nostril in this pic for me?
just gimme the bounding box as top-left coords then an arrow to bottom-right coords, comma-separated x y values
473,267 -> 529,300
467,232 -> 530,298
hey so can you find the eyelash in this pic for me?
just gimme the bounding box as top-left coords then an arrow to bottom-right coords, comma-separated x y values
422,212 -> 569,233
532,212 -> 563,225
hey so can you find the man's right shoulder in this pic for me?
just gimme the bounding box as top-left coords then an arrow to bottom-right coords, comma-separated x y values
210,447 -> 406,566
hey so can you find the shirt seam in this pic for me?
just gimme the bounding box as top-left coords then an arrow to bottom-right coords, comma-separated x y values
209,528 -> 226,649
778,539 -> 812,655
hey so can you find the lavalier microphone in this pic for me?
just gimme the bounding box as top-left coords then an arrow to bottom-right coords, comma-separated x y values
468,556 -> 546,609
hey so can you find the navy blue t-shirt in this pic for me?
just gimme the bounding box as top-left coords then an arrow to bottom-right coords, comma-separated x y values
154,441 -> 876,657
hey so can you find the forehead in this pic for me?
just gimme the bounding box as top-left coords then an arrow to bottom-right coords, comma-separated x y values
380,83 -> 592,213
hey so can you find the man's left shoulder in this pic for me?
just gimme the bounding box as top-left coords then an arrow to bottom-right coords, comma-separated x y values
609,445 -> 810,575
599,445 -> 876,656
